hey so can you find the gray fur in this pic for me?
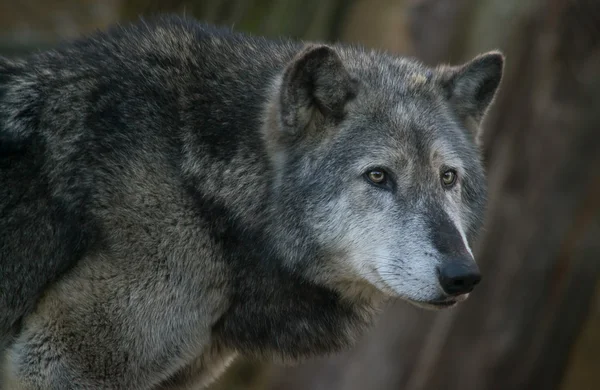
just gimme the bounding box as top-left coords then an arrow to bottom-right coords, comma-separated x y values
0,15 -> 503,389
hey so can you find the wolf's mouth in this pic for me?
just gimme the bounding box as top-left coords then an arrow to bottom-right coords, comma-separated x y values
406,298 -> 459,310
421,292 -> 471,308
427,299 -> 457,308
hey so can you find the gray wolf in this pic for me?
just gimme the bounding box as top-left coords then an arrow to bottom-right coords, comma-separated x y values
0,15 -> 503,389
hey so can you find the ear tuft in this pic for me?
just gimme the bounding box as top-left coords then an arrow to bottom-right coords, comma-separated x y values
441,51 -> 504,130
278,45 -> 356,135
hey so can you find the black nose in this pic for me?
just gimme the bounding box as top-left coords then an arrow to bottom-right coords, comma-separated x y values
438,261 -> 481,296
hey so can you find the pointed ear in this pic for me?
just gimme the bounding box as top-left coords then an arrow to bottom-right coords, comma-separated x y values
440,51 -> 504,131
278,45 -> 357,135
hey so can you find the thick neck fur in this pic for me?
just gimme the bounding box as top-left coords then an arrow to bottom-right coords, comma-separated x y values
181,168 -> 382,362
173,24 -> 382,361
181,131 -> 381,363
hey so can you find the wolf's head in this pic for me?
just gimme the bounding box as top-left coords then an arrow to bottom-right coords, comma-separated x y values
263,45 -> 503,309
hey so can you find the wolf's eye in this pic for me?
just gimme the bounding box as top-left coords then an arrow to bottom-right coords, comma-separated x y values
441,169 -> 457,187
367,170 -> 387,185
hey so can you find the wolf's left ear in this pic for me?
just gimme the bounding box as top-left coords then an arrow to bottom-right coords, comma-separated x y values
278,45 -> 357,135
439,51 -> 504,132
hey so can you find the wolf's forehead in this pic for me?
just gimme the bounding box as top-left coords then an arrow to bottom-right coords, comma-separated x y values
340,50 -> 466,164
343,99 -> 465,171
391,112 -> 467,171
342,49 -> 435,93
341,126 -> 463,171
349,67 -> 441,119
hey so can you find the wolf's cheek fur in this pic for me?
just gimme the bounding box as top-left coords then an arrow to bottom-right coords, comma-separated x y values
307,188 -> 441,301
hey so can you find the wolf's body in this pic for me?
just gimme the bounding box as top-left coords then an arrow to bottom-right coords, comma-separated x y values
0,16 -> 502,389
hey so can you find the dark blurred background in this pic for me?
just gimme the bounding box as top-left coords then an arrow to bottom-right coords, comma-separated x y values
1,1 -> 598,389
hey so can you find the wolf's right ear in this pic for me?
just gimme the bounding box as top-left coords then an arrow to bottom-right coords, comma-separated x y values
278,45 -> 357,135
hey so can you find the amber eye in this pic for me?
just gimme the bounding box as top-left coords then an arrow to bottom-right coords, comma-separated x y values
441,169 -> 457,187
367,170 -> 386,184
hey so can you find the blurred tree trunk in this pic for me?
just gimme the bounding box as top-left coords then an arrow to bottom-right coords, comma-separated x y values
266,0 -> 600,389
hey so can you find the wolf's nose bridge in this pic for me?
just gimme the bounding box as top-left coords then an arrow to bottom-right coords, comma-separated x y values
427,209 -> 470,257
